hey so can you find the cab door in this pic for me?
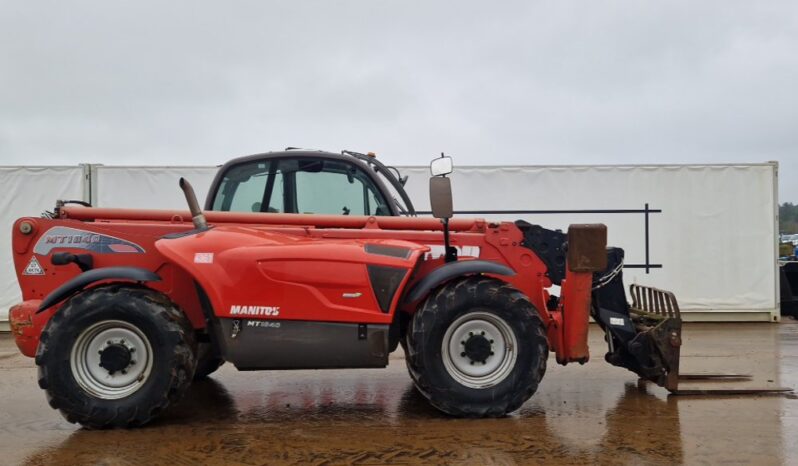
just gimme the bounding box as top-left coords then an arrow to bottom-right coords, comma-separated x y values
209,156 -> 393,217
287,158 -> 391,216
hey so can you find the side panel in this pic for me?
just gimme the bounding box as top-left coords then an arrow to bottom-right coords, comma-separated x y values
218,319 -> 389,369
155,226 -> 427,325
12,218 -> 207,328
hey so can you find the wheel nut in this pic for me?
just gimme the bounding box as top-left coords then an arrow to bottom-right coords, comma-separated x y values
460,352 -> 466,357
481,331 -> 485,336
130,348 -> 136,353
129,360 -> 136,366
490,339 -> 494,344
121,370 -> 127,375
490,351 -> 494,356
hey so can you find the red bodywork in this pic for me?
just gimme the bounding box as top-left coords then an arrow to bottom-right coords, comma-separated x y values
10,207 -> 593,365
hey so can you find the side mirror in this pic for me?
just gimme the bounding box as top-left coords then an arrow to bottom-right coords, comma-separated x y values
430,156 -> 453,177
429,176 -> 453,219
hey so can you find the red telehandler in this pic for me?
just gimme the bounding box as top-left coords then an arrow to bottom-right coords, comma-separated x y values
8,150 -> 778,428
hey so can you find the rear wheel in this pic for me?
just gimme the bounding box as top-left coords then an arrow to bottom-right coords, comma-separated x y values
405,277 -> 548,417
36,285 -> 196,428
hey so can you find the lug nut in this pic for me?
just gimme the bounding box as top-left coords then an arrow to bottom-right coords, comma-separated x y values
460,352 -> 466,357
129,360 -> 136,365
130,348 -> 136,353
481,331 -> 485,336
490,351 -> 494,356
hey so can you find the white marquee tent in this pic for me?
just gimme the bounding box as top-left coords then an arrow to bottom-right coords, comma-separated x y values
0,161 -> 780,330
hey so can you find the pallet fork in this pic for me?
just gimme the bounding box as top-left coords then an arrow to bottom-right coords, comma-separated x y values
595,279 -> 792,396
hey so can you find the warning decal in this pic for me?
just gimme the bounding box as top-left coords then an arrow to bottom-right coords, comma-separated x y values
194,252 -> 214,264
23,257 -> 45,276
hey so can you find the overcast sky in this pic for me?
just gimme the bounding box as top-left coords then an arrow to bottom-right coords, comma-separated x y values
1,1 -> 797,200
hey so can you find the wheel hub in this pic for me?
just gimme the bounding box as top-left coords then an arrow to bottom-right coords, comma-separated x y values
70,320 -> 153,400
462,334 -> 493,363
99,343 -> 133,375
442,311 -> 519,389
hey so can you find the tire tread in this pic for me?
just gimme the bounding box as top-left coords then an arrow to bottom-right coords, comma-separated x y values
36,284 -> 196,429
405,276 -> 548,417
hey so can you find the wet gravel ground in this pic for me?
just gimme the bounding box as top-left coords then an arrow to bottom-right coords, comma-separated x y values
1,322 -> 796,465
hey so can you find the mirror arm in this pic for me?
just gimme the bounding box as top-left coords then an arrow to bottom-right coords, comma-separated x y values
442,217 -> 457,262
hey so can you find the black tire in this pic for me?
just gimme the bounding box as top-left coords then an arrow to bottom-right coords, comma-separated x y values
35,284 -> 197,428
194,342 -> 225,379
405,276 -> 548,417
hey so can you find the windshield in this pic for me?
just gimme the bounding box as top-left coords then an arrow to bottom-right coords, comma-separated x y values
341,150 -> 416,216
211,158 -> 391,216
372,169 -> 409,215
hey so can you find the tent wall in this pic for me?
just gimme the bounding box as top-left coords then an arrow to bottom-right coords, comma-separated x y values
0,162 -> 779,330
0,166 -> 87,331
92,166 -> 218,209
399,163 -> 779,322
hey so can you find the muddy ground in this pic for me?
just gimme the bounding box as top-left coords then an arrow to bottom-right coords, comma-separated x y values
1,322 -> 796,465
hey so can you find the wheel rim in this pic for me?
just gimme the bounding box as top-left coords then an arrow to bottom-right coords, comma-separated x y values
441,311 -> 518,389
70,320 -> 153,400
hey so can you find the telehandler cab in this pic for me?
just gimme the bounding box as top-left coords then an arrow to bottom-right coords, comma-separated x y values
8,149 -> 772,428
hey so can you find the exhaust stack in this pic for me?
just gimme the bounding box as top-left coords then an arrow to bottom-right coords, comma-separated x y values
179,178 -> 208,230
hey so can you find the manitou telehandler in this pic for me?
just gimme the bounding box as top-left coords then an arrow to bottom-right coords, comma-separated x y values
8,149 -> 779,428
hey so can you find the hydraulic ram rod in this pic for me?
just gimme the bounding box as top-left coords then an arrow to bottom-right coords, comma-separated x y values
59,206 -> 487,232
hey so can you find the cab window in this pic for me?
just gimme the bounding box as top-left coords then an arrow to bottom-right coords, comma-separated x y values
211,158 -> 390,216
212,160 -> 284,213
292,160 -> 388,215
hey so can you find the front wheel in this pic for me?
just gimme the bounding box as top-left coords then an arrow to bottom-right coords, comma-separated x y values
405,277 -> 548,417
36,285 -> 197,428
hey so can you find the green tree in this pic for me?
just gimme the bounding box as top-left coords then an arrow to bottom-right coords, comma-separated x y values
780,202 -> 798,234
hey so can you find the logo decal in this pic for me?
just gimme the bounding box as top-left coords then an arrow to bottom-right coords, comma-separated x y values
194,253 -> 214,264
33,227 -> 145,255
609,317 -> 625,326
230,305 -> 280,317
246,320 -> 281,329
23,257 -> 45,276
